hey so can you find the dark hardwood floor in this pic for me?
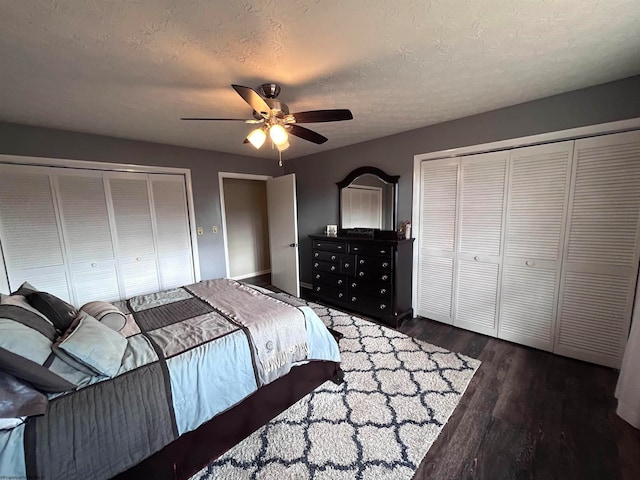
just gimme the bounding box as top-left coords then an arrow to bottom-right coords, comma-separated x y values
399,317 -> 640,480
242,277 -> 640,480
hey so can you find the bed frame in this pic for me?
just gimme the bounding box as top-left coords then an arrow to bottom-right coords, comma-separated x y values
115,359 -> 341,480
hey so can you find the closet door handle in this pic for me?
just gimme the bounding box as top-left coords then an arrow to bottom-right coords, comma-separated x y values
525,260 -> 534,266
474,256 -> 480,261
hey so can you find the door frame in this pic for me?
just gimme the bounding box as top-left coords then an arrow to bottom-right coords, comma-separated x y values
218,172 -> 272,279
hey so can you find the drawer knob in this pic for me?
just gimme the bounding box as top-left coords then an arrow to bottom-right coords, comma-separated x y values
351,282 -> 357,288
337,246 -> 343,250
331,255 -> 336,260
316,286 -> 321,292
344,263 -> 350,268
314,262 -> 319,267
314,252 -> 319,257
382,262 -> 389,268
359,272 -> 365,277
380,250 -> 386,254
315,274 -> 320,279
380,304 -> 386,310
382,275 -> 389,281
353,247 -> 359,251
331,266 -> 336,271
338,293 -> 343,298
380,288 -> 386,294
359,259 -> 365,265
338,279 -> 343,285
351,296 -> 357,302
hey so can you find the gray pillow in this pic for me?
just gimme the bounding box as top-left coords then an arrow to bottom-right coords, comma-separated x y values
27,291 -> 78,332
11,281 -> 38,297
54,312 -> 127,378
0,370 -> 48,418
0,303 -> 75,393
80,301 -> 126,332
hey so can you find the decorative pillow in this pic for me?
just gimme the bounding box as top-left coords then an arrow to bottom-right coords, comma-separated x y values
54,312 -> 127,378
0,296 -> 75,393
80,301 -> 126,332
0,369 -> 48,418
11,281 -> 38,297
1,293 -> 52,325
27,291 -> 78,332
0,417 -> 25,430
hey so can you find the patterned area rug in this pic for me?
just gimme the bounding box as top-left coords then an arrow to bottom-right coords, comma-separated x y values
192,300 -> 480,480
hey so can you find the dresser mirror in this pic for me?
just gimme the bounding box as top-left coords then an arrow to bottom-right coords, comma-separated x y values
337,166 -> 399,232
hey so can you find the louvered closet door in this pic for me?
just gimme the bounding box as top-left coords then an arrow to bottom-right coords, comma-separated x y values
55,173 -> 121,305
0,165 -> 72,301
107,173 -> 160,298
150,174 -> 195,289
417,159 -> 459,324
556,130 -> 640,368
455,152 -> 508,336
499,142 -> 573,350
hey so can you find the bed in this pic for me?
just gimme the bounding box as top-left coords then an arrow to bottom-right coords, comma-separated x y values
0,278 -> 341,480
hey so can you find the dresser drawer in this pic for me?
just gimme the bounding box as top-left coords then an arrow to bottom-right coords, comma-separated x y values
313,284 -> 347,302
356,256 -> 392,271
313,250 -> 341,262
313,260 -> 339,274
313,271 -> 346,288
349,243 -> 393,257
348,279 -> 392,299
353,269 -> 392,283
347,292 -> 392,316
313,240 -> 347,253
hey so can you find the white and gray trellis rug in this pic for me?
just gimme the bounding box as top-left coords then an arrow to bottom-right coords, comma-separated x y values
192,299 -> 480,480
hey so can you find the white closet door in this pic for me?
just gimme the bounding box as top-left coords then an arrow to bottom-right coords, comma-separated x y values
556,130 -> 640,367
455,152 -> 508,336
150,174 -> 195,289
55,173 -> 121,305
499,141 -> 573,350
0,165 -> 72,301
107,173 -> 160,298
416,159 -> 459,324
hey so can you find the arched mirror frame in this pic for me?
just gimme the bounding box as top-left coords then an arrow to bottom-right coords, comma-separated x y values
337,166 -> 399,233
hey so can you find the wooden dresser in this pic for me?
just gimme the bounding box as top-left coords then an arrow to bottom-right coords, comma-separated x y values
309,234 -> 414,328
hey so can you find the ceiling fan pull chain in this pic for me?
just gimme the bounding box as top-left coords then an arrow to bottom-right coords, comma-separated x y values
279,150 -> 283,167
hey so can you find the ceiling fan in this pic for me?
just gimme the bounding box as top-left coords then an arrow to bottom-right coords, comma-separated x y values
181,83 -> 353,152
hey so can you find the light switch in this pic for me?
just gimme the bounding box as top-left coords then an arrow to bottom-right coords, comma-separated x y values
212,226 -> 218,233
197,227 -> 204,235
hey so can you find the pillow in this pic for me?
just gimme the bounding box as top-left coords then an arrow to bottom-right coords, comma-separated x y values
0,417 -> 25,430
0,296 -> 75,392
11,281 -> 38,297
54,312 -> 127,378
0,369 -> 48,418
80,301 -> 126,332
27,291 -> 78,332
1,293 -> 52,325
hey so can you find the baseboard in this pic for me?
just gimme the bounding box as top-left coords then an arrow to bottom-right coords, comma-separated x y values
231,269 -> 271,281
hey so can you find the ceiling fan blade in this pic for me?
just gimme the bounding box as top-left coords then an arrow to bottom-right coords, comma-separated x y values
180,117 -> 251,121
231,84 -> 271,117
287,124 -> 328,144
291,109 -> 353,123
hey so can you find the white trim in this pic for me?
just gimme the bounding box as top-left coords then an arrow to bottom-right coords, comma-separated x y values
411,117 -> 640,313
231,269 -> 272,281
218,172 -> 273,278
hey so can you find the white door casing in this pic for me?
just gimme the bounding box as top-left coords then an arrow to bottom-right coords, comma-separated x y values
267,174 -> 300,297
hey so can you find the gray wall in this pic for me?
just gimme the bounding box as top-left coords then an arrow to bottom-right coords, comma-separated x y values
286,75 -> 640,284
0,121 -> 282,280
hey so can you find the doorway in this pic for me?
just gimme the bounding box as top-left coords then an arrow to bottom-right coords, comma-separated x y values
219,173 -> 271,282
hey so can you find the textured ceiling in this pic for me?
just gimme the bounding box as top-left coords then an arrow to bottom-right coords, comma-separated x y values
1,1 -> 639,160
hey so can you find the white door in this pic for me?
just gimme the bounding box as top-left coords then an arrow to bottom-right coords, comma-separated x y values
455,151 -> 508,336
416,158 -> 460,324
499,141 -> 573,351
266,174 -> 300,297
556,130 -> 640,367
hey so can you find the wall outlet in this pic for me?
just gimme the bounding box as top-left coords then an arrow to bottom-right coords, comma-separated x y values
197,226 -> 204,235
212,226 -> 218,233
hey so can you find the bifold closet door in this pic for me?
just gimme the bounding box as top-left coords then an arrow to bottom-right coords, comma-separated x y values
556,130 -> 640,368
499,141 -> 573,351
454,152 -> 508,336
416,159 -> 459,324
0,165 -> 72,301
55,172 -> 121,305
150,174 -> 195,289
107,173 -> 161,298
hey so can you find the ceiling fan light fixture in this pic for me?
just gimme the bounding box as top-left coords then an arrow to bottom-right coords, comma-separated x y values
276,139 -> 290,152
247,127 -> 267,149
269,124 -> 288,146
